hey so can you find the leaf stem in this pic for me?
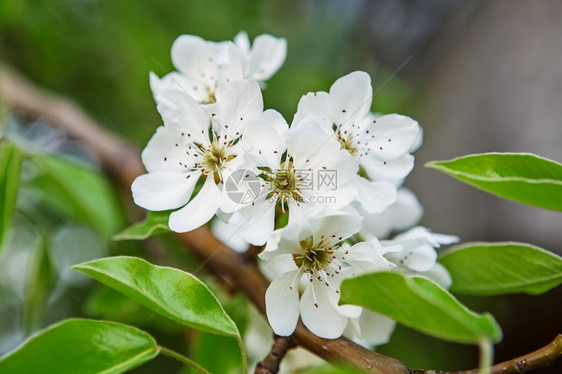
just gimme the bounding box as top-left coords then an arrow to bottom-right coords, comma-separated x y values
236,335 -> 248,374
478,338 -> 493,374
157,345 -> 211,374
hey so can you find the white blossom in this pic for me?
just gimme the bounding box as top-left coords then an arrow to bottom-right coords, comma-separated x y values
292,71 -> 420,213
150,32 -> 286,105
260,212 -> 392,339
379,226 -> 459,288
223,118 -> 359,246
359,187 -> 424,239
132,79 -> 279,233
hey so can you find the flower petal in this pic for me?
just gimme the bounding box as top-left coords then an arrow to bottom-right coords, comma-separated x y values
155,89 -> 211,145
149,71 -> 207,103
292,92 -> 331,129
365,114 -> 420,160
260,221 -> 303,260
168,176 -> 221,232
357,310 -> 396,346
361,154 -> 414,182
215,80 -> 264,137
300,281 -> 349,339
233,31 -> 251,53
356,178 -> 397,214
210,218 -> 250,253
239,119 -> 286,169
131,171 -> 199,211
420,263 -> 452,289
260,109 -> 289,138
171,35 -> 219,83
227,198 -> 276,246
328,71 -> 372,128
141,126 -> 197,173
312,212 -> 363,242
360,188 -> 424,239
245,34 -> 287,81
266,270 -> 301,336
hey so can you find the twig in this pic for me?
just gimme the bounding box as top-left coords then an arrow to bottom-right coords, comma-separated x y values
255,335 -> 296,374
1,63 -> 560,374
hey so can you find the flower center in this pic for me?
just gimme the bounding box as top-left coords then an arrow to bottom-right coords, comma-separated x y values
267,161 -> 304,210
198,140 -> 234,183
293,236 -> 334,272
205,86 -> 216,104
336,130 -> 357,155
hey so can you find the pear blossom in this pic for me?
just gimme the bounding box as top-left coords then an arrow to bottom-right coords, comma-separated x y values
233,31 -> 288,84
223,118 -> 359,246
132,79 -> 280,233
379,226 -> 459,288
150,32 -> 287,104
292,71 -> 420,213
359,187 -> 424,239
260,212 -> 393,339
344,309 -> 397,347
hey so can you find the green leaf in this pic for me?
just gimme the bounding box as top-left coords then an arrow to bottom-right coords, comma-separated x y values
73,256 -> 239,337
426,153 -> 562,211
0,318 -> 159,374
29,154 -> 123,237
340,272 -> 501,344
0,141 -> 23,248
113,211 -> 170,241
439,242 -> 562,296
85,286 -> 181,333
24,235 -> 54,334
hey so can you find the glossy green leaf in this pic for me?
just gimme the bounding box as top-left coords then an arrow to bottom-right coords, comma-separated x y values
0,318 -> 159,373
340,272 -> 501,344
73,256 -> 239,337
439,242 -> 562,296
85,286 -> 181,333
29,154 -> 123,237
0,141 -> 23,248
426,153 -> 562,211
113,211 -> 170,241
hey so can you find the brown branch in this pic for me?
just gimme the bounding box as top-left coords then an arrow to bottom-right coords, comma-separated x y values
255,335 -> 296,374
0,62 -> 410,374
1,63 -> 560,374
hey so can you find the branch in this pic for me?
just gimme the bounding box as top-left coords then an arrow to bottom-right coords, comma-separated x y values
255,335 -> 296,374
0,62 -> 409,374
1,63 -> 560,374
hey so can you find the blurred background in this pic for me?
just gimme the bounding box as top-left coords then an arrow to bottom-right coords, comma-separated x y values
1,0 -> 561,372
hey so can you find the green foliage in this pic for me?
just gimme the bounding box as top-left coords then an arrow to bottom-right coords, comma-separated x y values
440,242 -> 562,296
0,318 -> 159,374
427,153 -> 562,211
84,286 -> 181,333
0,141 -> 23,249
73,256 -> 239,337
340,272 -> 501,344
29,154 -> 123,237
23,236 -> 53,334
190,294 -> 249,374
113,211 -> 170,240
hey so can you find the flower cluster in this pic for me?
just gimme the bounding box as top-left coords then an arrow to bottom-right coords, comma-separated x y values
133,32 -> 457,344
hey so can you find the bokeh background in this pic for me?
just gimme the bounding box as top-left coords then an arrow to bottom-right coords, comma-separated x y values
1,0 -> 561,372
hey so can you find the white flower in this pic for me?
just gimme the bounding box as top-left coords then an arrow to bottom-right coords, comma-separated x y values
234,31 -> 288,84
344,309 -> 397,348
292,71 -> 420,213
260,212 -> 392,339
132,79 -> 278,233
223,118 -> 359,246
150,32 -> 287,104
359,187 -> 424,239
379,226 -> 459,288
